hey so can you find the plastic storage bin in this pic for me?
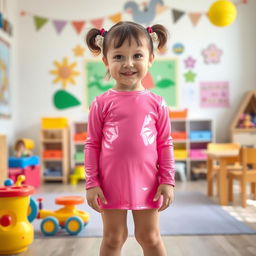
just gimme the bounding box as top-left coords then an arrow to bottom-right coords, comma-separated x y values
8,156 -> 40,168
41,117 -> 68,129
189,131 -> 212,141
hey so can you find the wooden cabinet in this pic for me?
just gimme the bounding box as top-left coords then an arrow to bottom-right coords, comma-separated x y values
0,134 -> 7,184
40,128 -> 70,183
171,119 -> 214,180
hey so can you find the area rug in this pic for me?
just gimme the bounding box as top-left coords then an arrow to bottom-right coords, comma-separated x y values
31,191 -> 256,238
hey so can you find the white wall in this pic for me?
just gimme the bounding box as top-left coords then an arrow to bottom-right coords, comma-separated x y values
2,0 -> 256,154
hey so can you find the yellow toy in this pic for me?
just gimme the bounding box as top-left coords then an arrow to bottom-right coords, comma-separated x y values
35,195 -> 89,236
0,175 -> 36,255
208,0 -> 237,27
70,165 -> 86,185
242,114 -> 254,128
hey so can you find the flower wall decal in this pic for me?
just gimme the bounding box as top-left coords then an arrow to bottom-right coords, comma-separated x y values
202,44 -> 223,64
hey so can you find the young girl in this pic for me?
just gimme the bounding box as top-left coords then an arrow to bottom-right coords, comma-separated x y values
84,21 -> 175,256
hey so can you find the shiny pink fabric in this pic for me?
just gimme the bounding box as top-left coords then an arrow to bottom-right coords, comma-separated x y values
84,88 -> 175,210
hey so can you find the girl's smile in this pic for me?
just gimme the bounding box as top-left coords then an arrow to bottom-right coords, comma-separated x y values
103,37 -> 154,91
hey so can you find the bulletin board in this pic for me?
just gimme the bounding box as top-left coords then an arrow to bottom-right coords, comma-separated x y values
0,38 -> 11,118
84,59 -> 178,109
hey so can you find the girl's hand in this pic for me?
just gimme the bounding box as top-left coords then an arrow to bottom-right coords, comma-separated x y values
86,186 -> 107,213
153,184 -> 174,212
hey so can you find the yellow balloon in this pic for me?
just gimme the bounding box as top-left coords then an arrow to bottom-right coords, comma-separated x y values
208,0 -> 237,27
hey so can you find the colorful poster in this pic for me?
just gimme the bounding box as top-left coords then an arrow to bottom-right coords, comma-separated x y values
200,81 -> 229,108
84,59 -> 178,109
0,38 -> 11,118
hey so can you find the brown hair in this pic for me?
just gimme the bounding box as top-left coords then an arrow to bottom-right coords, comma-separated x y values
85,21 -> 168,57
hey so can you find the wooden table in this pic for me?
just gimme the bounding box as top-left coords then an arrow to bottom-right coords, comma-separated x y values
206,150 -> 239,205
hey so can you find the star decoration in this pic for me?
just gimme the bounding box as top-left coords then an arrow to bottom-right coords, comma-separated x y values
73,45 -> 85,57
184,70 -> 196,83
184,56 -> 196,68
202,44 -> 223,64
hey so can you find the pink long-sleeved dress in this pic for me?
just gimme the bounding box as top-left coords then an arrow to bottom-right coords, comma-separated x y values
84,88 -> 175,210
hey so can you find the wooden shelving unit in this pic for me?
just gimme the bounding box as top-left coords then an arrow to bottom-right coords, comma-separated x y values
70,122 -> 87,172
230,90 -> 256,147
0,134 -> 8,184
171,119 -> 215,180
40,128 -> 70,184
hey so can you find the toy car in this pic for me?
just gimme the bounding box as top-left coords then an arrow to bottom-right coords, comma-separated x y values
29,195 -> 89,236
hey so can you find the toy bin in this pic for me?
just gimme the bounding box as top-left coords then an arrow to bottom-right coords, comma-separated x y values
41,117 -> 68,129
43,150 -> 63,158
8,156 -> 40,169
74,132 -> 87,142
9,165 -> 40,188
169,109 -> 188,119
171,132 -> 187,140
74,152 -> 84,163
189,149 -> 207,160
189,131 -> 212,141
174,149 -> 187,159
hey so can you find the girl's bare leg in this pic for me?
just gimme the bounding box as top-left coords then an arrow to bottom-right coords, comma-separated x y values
100,209 -> 128,256
132,209 -> 166,256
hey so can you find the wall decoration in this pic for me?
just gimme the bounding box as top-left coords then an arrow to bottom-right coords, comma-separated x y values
184,70 -> 196,83
0,37 -> 10,118
73,45 -> 85,57
53,90 -> 80,110
208,0 -> 237,27
85,59 -> 178,108
184,56 -> 196,69
124,0 -> 166,25
172,43 -> 185,55
200,81 -> 229,108
20,0 -> 248,33
50,57 -> 80,88
202,44 -> 223,64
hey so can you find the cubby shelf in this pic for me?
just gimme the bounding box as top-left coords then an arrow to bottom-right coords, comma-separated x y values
40,128 -> 70,184
171,119 -> 215,180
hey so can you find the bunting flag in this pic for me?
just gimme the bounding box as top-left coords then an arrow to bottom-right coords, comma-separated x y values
34,16 -> 48,31
52,20 -> 67,34
172,9 -> 185,24
72,21 -> 86,34
90,18 -> 104,29
20,0 -> 248,35
109,13 -> 122,23
188,13 -> 202,26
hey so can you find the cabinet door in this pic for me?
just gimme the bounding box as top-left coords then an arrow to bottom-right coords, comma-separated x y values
233,132 -> 256,147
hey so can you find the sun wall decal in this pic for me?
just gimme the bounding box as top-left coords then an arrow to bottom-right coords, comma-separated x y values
50,57 -> 80,88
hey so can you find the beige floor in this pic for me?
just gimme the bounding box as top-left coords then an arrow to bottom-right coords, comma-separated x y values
16,180 -> 256,256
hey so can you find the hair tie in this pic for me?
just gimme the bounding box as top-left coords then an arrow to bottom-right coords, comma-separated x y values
147,26 -> 153,33
146,26 -> 158,43
100,28 -> 107,37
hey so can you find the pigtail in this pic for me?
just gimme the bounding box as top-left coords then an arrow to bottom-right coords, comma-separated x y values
85,28 -> 102,56
151,24 -> 168,50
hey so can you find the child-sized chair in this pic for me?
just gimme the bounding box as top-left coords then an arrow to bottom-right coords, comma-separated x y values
228,147 -> 256,207
207,143 -> 241,195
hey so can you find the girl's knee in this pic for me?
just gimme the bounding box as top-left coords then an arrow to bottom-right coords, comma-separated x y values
103,230 -> 128,248
135,230 -> 161,247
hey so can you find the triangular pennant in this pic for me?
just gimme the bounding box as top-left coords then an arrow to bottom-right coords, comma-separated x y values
91,17 -> 104,29
188,12 -> 202,26
34,16 -> 48,31
52,20 -> 67,34
108,13 -> 122,23
72,21 -> 86,34
172,9 -> 185,23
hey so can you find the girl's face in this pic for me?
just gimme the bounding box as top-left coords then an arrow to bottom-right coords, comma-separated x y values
103,36 -> 154,91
